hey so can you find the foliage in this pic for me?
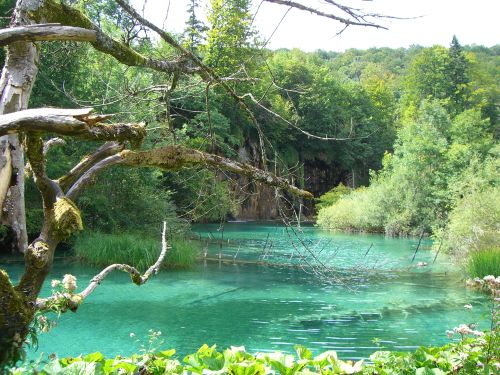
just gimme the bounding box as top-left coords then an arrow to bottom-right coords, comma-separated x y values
318,43 -> 498,242
467,249 -> 500,279
318,100 -> 456,236
204,0 -> 257,76
74,232 -> 200,270
316,185 -> 385,233
315,183 -> 352,211
442,186 -> 500,257
9,336 -> 500,375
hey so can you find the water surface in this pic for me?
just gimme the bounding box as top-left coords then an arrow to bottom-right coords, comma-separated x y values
1,223 -> 490,361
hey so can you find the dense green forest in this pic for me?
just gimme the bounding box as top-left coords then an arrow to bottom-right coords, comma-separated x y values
1,0 -> 499,371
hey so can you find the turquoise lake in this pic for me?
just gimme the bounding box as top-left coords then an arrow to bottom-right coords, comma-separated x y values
1,223 -> 490,361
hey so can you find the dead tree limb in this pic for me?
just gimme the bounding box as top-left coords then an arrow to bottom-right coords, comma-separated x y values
36,221 -> 169,311
0,108 -> 146,145
0,24 -> 96,46
58,142 -> 124,191
263,0 -> 388,29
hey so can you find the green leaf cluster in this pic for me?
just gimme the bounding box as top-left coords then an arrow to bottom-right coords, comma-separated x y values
11,335 -> 499,374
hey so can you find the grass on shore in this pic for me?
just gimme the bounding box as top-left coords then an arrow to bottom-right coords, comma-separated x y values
466,248 -> 500,278
74,232 -> 200,270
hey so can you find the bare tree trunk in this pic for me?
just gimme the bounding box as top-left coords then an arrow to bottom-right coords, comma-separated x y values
0,36 -> 39,253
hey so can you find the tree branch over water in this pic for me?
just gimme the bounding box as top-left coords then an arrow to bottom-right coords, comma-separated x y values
36,222 -> 170,311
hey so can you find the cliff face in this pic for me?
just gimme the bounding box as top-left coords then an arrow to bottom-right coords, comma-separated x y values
232,144 -> 347,220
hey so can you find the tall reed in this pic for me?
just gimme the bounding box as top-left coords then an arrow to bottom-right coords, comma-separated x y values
74,232 -> 200,270
466,248 -> 500,278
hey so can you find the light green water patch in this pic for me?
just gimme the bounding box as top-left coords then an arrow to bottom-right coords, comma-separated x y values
0,224 -> 490,361
193,223 -> 450,273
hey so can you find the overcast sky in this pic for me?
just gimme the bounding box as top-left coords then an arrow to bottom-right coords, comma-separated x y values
135,0 -> 500,52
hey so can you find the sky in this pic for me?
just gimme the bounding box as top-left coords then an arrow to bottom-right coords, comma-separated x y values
135,0 -> 500,52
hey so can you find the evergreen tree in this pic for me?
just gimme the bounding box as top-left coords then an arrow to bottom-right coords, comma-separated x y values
446,35 -> 470,114
184,0 -> 206,53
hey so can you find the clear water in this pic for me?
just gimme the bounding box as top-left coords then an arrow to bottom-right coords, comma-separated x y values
1,223 -> 490,361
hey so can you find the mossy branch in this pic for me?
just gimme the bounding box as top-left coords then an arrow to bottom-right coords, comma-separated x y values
29,0 -> 197,74
65,145 -> 313,200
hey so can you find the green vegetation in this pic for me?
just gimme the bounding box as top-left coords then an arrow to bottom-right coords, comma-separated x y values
11,337 -> 498,375
1,0 -> 499,368
467,249 -> 500,278
74,232 -> 200,269
317,39 -> 499,272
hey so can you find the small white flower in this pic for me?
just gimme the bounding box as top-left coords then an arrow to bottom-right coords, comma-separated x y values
446,330 -> 454,338
459,352 -> 469,360
472,330 -> 484,337
483,275 -> 495,282
454,324 -> 473,335
62,274 -> 77,292
51,279 -> 61,288
464,304 -> 472,310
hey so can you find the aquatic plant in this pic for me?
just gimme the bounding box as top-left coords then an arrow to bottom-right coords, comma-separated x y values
466,248 -> 500,278
74,232 -> 200,270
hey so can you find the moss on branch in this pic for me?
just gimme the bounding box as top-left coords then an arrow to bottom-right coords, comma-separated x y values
52,197 -> 83,239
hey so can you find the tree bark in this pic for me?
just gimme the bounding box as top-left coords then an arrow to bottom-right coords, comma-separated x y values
0,39 -> 39,254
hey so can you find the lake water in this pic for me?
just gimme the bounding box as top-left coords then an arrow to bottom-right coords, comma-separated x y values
1,223 -> 490,361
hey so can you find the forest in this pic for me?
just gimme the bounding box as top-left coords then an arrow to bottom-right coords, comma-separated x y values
0,0 -> 498,373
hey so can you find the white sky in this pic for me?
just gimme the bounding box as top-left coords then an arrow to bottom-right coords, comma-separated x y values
135,0 -> 500,52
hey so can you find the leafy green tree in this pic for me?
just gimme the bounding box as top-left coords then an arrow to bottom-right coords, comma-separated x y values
204,0 -> 255,76
400,46 -> 451,119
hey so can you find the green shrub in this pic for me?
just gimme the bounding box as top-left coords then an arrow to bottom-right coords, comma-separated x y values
316,185 -> 385,233
14,336 -> 497,375
442,186 -> 500,257
467,248 -> 500,278
315,183 -> 352,211
74,232 -> 200,270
